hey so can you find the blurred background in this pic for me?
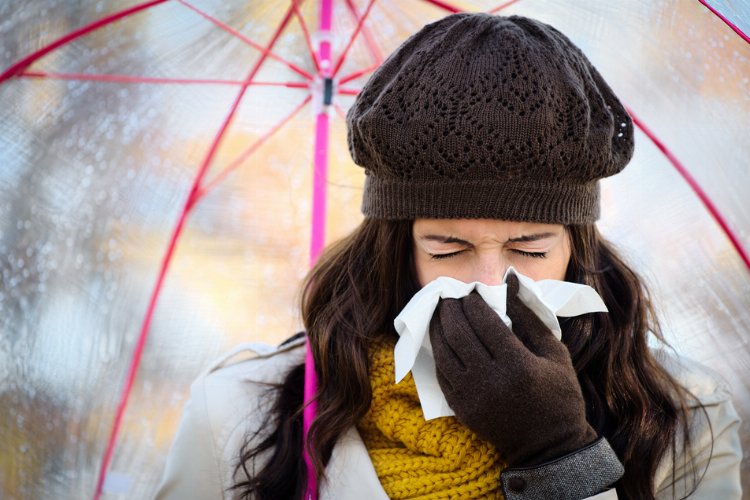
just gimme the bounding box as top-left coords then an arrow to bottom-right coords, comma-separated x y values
1,0 -> 748,498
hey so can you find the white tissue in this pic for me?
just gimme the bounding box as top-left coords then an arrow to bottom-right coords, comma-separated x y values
393,267 -> 608,420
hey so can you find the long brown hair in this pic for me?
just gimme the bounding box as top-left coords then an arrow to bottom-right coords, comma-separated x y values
232,219 -> 704,499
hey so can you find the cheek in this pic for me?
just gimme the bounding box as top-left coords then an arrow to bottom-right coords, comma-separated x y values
415,255 -> 444,287
509,244 -> 571,281
414,250 -> 429,287
534,243 -> 570,281
515,255 -> 568,281
414,253 -> 472,287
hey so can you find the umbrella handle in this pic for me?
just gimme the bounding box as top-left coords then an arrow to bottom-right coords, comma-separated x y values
303,338 -> 319,499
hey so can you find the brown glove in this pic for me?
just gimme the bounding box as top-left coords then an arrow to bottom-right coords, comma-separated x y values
429,274 -> 598,467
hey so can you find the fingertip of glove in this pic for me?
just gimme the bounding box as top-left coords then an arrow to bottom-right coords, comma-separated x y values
461,290 -> 491,313
505,273 -> 520,298
438,296 -> 461,312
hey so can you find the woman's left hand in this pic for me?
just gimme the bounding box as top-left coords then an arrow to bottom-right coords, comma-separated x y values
428,274 -> 598,467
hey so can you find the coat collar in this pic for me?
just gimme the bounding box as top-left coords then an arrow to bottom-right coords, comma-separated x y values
320,426 -> 389,499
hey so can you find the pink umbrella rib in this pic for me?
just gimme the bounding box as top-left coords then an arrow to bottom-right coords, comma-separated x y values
195,93 -> 313,201
420,0 -> 463,14
333,102 -> 348,120
93,4 -> 302,499
339,62 -> 379,86
292,0 -> 321,73
487,0 -> 523,14
338,86 -> 361,95
0,0 -> 167,83
629,109 -> 750,272
177,0 -> 315,81
19,70 -> 310,89
344,0 -> 384,66
92,166 -> 192,500
699,0 -> 750,45
332,0 -> 377,77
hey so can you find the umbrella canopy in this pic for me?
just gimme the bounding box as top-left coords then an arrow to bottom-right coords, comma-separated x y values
1,0 -> 748,498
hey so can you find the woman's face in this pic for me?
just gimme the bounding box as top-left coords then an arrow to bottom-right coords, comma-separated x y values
412,218 -> 571,287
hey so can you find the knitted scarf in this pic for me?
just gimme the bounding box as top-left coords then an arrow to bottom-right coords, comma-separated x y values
357,339 -> 506,499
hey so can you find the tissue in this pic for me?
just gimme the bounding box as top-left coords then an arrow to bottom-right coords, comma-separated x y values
393,267 -> 607,420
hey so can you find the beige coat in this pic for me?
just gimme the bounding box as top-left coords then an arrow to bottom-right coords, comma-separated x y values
154,338 -> 742,499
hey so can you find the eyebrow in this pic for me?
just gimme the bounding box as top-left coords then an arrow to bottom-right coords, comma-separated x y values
507,232 -> 557,243
419,232 -> 556,245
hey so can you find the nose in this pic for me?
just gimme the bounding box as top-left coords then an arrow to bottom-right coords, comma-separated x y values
472,254 -> 508,286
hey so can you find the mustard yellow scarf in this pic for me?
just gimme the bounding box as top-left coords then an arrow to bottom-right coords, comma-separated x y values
357,339 -> 506,499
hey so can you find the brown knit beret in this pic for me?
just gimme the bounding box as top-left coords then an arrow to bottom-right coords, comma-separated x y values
346,13 -> 634,224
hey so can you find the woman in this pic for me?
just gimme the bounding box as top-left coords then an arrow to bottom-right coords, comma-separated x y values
155,13 -> 742,499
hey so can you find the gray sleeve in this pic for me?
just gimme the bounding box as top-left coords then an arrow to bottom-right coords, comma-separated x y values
500,437 -> 624,500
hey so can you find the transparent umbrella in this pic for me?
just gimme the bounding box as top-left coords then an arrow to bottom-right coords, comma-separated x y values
0,0 -> 748,498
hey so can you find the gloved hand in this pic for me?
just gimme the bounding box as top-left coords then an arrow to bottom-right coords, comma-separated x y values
429,274 -> 598,467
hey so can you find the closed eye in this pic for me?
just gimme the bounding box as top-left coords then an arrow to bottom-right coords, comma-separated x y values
512,250 -> 547,259
429,250 -> 465,260
431,249 -> 547,259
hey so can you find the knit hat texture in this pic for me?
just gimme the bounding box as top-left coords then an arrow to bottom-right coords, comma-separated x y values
346,13 -> 634,224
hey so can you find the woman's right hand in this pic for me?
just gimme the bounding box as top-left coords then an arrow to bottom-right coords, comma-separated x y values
428,274 -> 598,467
